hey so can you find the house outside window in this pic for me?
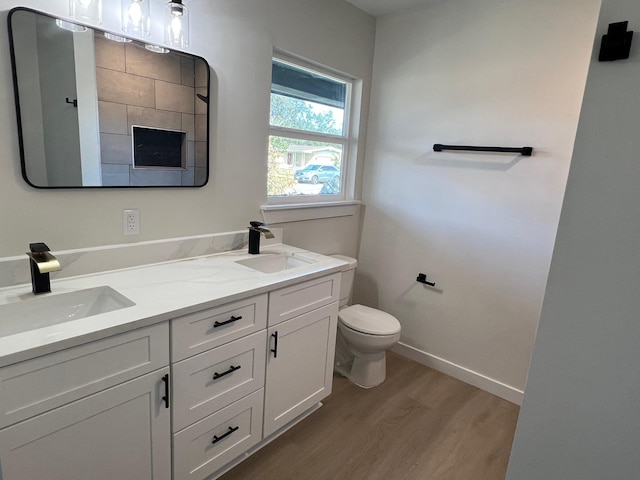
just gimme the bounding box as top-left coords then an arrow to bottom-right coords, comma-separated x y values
267,55 -> 353,204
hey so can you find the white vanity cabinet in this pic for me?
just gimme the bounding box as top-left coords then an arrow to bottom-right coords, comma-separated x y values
263,274 -> 340,438
170,272 -> 340,479
0,323 -> 171,480
170,294 -> 268,480
0,259 -> 343,480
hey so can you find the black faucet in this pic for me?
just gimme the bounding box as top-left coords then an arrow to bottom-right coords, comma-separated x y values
248,221 -> 275,255
26,243 -> 61,294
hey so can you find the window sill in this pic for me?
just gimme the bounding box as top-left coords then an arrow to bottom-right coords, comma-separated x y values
261,201 -> 361,224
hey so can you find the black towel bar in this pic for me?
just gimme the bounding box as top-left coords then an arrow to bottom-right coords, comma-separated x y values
433,144 -> 533,156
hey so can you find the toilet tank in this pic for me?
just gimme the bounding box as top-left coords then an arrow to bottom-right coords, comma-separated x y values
330,255 -> 357,307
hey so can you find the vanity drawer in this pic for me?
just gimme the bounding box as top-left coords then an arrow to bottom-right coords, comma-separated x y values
172,293 -> 268,362
268,273 -> 340,326
172,330 -> 267,432
173,389 -> 264,480
0,323 -> 169,428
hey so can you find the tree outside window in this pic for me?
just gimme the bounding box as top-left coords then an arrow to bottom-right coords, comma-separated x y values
268,57 -> 351,201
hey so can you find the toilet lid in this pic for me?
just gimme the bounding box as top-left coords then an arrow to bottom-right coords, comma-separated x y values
338,304 -> 401,335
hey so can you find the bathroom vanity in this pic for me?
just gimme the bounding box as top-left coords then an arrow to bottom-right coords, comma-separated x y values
0,244 -> 345,480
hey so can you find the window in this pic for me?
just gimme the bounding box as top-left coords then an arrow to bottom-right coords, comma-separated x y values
267,55 -> 352,203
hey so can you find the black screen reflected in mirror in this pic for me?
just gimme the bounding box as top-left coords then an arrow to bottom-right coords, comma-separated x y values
132,126 -> 186,169
8,7 -> 210,188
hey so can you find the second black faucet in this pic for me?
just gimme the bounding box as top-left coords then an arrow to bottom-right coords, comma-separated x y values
248,221 -> 275,254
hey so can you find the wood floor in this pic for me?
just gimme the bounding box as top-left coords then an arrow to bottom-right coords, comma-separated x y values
219,352 -> 519,480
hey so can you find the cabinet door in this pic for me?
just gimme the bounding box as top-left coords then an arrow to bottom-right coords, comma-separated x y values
263,302 -> 338,438
0,368 -> 171,480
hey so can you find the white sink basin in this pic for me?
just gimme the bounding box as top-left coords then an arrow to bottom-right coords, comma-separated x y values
235,252 -> 317,274
0,286 -> 135,338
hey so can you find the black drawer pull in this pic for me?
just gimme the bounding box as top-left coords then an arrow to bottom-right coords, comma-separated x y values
271,331 -> 278,358
161,374 -> 170,409
214,315 -> 242,328
212,426 -> 239,445
213,365 -> 241,380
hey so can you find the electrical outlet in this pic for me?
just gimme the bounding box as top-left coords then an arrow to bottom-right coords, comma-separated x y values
123,209 -> 140,235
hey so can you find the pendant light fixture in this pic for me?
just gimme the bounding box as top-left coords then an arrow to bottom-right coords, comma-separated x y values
122,0 -> 150,37
164,0 -> 189,49
69,0 -> 102,24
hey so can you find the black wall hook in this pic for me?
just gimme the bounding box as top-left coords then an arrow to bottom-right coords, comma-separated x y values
416,273 -> 436,287
599,21 -> 633,61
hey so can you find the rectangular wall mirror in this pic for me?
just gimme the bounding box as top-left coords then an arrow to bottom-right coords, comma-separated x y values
8,7 -> 210,188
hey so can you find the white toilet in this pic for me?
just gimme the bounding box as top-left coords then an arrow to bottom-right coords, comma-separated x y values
331,255 -> 401,388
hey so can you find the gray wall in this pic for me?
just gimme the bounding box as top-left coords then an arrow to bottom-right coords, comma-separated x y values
355,0 -> 600,402
0,0 -> 374,256
506,0 -> 640,477
95,36 -> 206,186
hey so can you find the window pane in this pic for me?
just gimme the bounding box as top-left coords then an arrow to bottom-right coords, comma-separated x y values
268,136 -> 343,198
270,93 -> 344,135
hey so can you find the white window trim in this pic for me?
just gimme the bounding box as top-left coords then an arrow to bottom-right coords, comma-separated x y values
267,52 -> 357,209
261,200 -> 361,224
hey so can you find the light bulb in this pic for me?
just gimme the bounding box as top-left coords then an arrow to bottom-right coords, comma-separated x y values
127,2 -> 143,25
170,15 -> 183,38
164,0 -> 189,48
69,0 -> 102,24
122,0 -> 150,36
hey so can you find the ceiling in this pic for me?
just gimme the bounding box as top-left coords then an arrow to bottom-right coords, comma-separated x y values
344,0 -> 440,17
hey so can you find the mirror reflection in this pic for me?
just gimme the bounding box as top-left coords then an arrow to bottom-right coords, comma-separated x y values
9,7 -> 209,188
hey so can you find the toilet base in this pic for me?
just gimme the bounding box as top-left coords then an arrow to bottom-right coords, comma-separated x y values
335,351 -> 387,389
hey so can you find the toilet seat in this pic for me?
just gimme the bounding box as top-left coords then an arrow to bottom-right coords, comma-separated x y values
338,304 -> 401,336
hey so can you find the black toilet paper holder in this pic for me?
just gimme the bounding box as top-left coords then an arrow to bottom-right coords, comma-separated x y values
416,273 -> 436,287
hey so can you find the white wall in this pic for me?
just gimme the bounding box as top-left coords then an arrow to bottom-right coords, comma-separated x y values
275,210 -> 363,258
507,0 -> 640,477
356,0 -> 600,402
0,0 -> 373,256
73,30 -> 102,186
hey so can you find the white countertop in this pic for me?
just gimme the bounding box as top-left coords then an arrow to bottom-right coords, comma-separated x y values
0,244 -> 347,367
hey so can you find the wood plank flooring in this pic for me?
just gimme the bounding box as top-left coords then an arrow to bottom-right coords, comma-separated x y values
219,351 -> 519,480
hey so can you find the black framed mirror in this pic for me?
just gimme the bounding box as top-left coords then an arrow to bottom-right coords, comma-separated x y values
8,7 -> 210,188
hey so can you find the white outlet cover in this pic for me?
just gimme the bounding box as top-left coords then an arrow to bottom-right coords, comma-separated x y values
123,209 -> 140,235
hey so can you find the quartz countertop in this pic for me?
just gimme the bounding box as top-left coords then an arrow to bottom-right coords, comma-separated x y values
0,244 -> 347,367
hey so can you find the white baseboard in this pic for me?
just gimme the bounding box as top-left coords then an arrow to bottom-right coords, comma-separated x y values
391,342 -> 524,405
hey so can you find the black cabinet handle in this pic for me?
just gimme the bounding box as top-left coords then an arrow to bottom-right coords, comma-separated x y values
214,315 -> 242,328
271,332 -> 278,358
161,374 -> 170,409
213,365 -> 241,380
212,426 -> 239,445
